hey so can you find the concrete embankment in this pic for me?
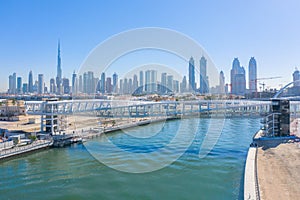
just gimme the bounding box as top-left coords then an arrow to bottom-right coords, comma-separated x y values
0,140 -> 53,160
244,147 -> 260,200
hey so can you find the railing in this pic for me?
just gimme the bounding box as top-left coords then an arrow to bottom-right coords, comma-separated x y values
254,148 -> 261,200
0,140 -> 53,159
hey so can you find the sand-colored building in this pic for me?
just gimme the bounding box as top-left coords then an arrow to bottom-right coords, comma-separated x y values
0,99 -> 26,121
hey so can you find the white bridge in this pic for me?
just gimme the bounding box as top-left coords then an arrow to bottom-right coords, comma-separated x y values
24,99 -> 300,134
25,99 -> 271,117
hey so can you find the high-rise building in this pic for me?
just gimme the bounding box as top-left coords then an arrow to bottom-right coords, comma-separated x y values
128,78 -> 133,94
167,75 -> 173,92
139,71 -> 144,92
38,74 -> 44,94
50,78 -> 56,94
180,76 -> 187,93
188,57 -> 195,92
62,78 -> 70,94
8,75 -> 14,94
133,74 -> 138,93
173,80 -> 179,93
106,77 -> 112,93
293,68 -> 300,87
119,79 -> 123,94
219,71 -> 225,94
56,40 -> 62,94
150,70 -> 157,93
248,57 -> 257,93
199,56 -> 209,94
22,83 -> 28,94
123,78 -> 128,94
78,75 -> 83,93
72,71 -> 77,95
100,72 -> 106,94
17,77 -> 22,94
112,73 -> 118,93
145,70 -> 151,93
230,58 -> 246,95
28,70 -> 33,93
161,72 -> 167,94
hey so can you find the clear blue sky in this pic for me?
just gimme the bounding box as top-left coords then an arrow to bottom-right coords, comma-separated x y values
0,0 -> 300,92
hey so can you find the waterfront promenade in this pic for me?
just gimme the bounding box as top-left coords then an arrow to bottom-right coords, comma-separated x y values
257,142 -> 300,200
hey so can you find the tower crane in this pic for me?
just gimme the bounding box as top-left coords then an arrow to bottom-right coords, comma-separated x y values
252,76 -> 282,92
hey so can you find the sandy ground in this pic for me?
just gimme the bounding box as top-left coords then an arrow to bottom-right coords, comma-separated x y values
257,142 -> 300,200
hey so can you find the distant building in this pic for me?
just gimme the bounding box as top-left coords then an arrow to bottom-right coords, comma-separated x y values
106,77 -> 112,93
56,40 -> 62,94
139,71 -> 144,92
22,83 -> 28,94
28,70 -> 33,93
17,77 -> 22,94
72,71 -> 77,95
293,68 -> 300,87
133,74 -> 138,93
161,73 -> 167,94
188,57 -> 195,92
219,71 -> 225,94
180,76 -> 187,93
230,58 -> 246,95
112,73 -> 118,93
199,56 -> 209,94
50,78 -> 56,94
248,57 -> 257,93
62,78 -> 70,94
8,73 -> 16,94
100,72 -> 106,94
38,74 -> 44,94
167,75 -> 173,92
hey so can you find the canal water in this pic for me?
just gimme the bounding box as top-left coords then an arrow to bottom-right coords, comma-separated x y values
0,118 -> 260,200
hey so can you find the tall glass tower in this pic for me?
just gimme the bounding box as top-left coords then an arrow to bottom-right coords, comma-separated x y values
28,70 -> 33,93
248,57 -> 257,93
56,40 -> 62,94
199,56 -> 209,94
230,58 -> 246,95
188,57 -> 195,92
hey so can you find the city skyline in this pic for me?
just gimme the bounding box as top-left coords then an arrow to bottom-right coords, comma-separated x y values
1,1 -> 300,92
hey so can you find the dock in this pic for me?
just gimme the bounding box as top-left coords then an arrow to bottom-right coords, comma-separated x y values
0,140 -> 53,160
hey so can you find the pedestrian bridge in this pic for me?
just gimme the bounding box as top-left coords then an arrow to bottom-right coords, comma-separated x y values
24,99 -> 300,134
25,99 -> 272,118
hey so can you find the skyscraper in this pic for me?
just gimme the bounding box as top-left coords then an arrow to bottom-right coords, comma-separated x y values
219,71 -> 225,94
248,57 -> 257,93
62,78 -> 70,94
293,68 -> 300,87
38,74 -> 44,94
180,76 -> 187,93
133,74 -> 138,93
28,70 -> 33,93
17,77 -> 22,94
167,75 -> 173,92
50,78 -> 56,94
139,71 -> 144,92
8,75 -> 14,94
230,58 -> 246,95
106,77 -> 112,93
56,40 -> 62,94
100,72 -> 106,94
188,57 -> 195,92
112,73 -> 118,93
72,71 -> 77,95
161,72 -> 167,94
199,56 -> 209,94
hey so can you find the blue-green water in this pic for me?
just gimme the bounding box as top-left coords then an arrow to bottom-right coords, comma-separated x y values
0,118 -> 260,200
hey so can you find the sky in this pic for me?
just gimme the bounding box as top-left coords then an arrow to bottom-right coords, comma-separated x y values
0,0 -> 300,92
